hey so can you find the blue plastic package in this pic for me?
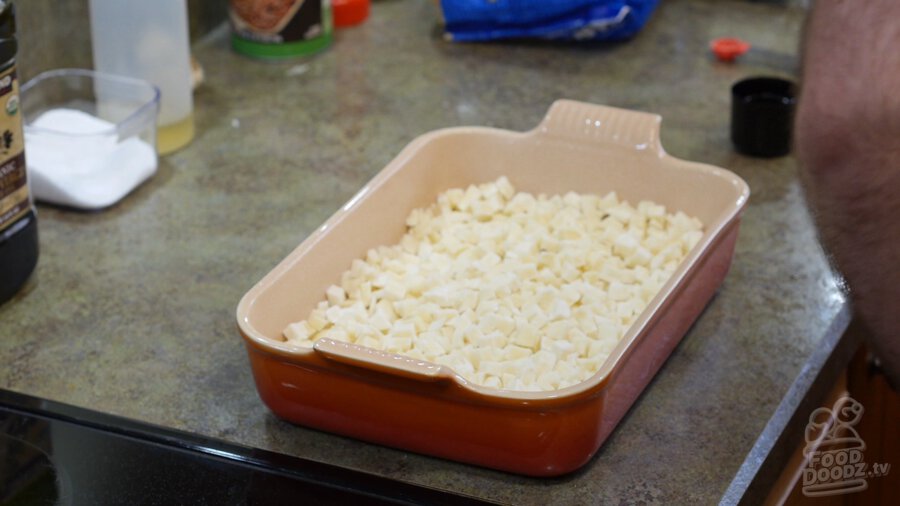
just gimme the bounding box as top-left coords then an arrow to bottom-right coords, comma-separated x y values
440,0 -> 661,42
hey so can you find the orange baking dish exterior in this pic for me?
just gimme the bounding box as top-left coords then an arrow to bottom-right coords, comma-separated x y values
236,100 -> 749,477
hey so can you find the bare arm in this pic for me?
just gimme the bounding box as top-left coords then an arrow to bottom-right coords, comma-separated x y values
795,0 -> 900,385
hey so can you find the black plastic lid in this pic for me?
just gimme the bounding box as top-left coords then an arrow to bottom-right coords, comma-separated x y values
730,77 -> 797,157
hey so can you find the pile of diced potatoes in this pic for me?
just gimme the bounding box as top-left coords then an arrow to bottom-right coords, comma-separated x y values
284,177 -> 703,391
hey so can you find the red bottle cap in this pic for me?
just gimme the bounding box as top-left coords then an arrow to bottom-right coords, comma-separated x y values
711,37 -> 751,63
333,0 -> 370,28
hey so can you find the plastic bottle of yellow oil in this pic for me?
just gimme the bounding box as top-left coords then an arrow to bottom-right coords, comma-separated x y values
89,0 -> 195,154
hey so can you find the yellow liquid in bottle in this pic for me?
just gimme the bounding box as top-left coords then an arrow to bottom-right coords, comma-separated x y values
157,113 -> 195,155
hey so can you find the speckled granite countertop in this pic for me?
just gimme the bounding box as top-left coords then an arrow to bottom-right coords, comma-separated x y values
0,0 -> 846,503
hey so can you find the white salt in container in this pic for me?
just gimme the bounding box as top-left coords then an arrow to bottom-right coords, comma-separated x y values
19,69 -> 160,210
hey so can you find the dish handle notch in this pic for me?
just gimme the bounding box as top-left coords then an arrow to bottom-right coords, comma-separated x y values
313,338 -> 450,382
534,99 -> 665,155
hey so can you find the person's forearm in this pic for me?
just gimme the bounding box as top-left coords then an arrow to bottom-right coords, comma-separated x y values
796,0 -> 900,384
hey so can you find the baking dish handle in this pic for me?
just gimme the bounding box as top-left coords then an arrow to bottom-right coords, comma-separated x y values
534,99 -> 664,155
313,338 -> 448,382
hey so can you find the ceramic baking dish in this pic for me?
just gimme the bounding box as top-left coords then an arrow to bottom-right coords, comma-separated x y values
236,100 -> 749,477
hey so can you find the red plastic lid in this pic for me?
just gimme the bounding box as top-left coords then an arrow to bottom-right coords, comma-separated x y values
333,0 -> 370,28
711,37 -> 751,63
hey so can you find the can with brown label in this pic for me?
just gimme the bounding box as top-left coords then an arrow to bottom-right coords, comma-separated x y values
230,0 -> 332,59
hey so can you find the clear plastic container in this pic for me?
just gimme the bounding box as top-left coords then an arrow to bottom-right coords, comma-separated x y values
19,68 -> 160,209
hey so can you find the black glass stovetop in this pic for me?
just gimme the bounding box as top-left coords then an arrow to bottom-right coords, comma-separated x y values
0,389 -> 494,505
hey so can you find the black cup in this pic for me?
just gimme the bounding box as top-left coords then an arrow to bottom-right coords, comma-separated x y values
731,77 -> 796,157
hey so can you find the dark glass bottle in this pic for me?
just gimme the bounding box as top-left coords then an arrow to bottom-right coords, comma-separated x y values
0,1 -> 38,305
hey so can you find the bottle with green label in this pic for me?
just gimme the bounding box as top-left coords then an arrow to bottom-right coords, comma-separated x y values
0,1 -> 38,305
